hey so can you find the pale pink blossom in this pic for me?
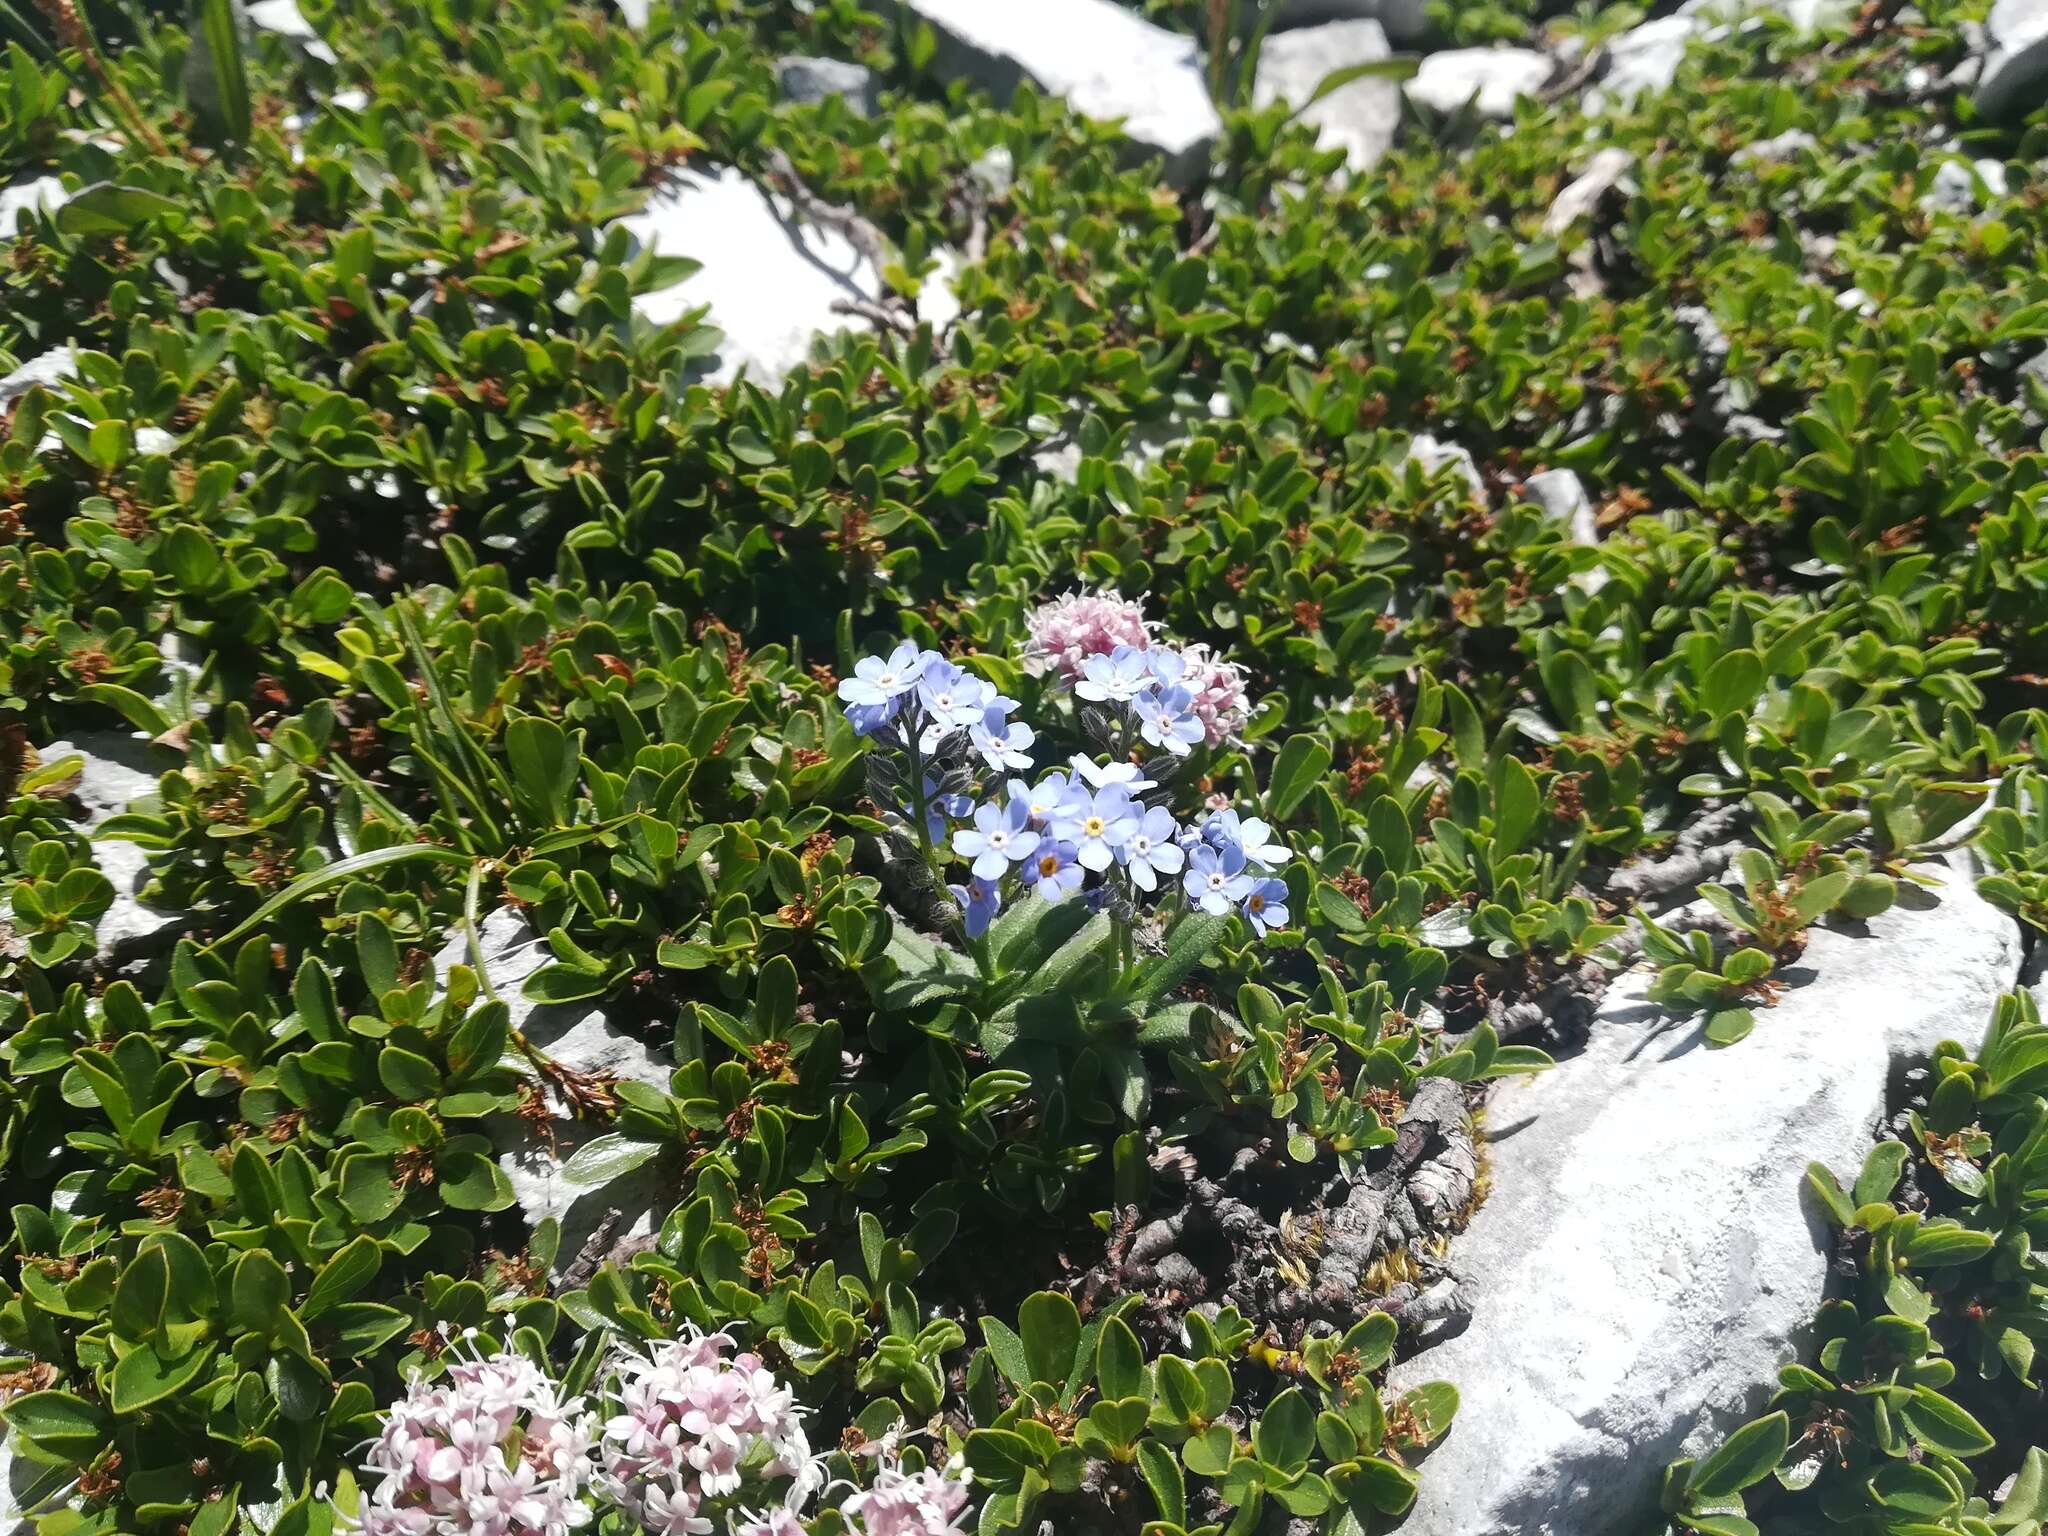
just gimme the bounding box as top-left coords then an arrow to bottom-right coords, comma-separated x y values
1175,643 -> 1251,745
599,1331 -> 819,1533
350,1338 -> 595,1536
1022,589 -> 1153,681
842,1458 -> 975,1536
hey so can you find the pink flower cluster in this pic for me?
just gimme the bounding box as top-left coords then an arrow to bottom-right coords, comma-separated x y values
734,1456 -> 971,1536
1174,643 -> 1251,746
352,1331 -> 973,1536
842,1459 -> 975,1536
1022,588 -> 1153,683
1022,591 -> 1249,746
352,1343 -> 596,1536
598,1330 -> 819,1536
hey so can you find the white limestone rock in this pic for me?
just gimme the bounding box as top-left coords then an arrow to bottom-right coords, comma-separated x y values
432,909 -> 673,1276
1390,853 -> 2023,1536
1922,156 -> 2009,215
777,55 -> 880,115
896,0 -> 1219,186
1253,21 -> 1401,173
624,167 -> 956,388
1976,0 -> 2048,120
36,734 -> 182,968
1542,147 -> 1635,235
1587,15 -> 1700,111
243,0 -> 337,63
1,176 -> 69,239
1404,432 -> 1486,497
0,348 -> 76,408
1406,47 -> 1552,119
1732,127 -> 1818,164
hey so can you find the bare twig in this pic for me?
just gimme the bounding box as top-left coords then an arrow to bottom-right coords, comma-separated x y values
762,147 -> 896,284
830,296 -> 917,337
1605,802 -> 1747,902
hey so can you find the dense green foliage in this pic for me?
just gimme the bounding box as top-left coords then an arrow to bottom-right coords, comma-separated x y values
1,0 -> 2046,1531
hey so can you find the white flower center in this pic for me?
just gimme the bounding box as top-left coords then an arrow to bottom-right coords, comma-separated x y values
1130,834 -> 1152,855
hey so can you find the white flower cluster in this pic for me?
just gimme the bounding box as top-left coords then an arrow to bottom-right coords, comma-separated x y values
353,1341 -> 596,1536
349,1333 -> 971,1536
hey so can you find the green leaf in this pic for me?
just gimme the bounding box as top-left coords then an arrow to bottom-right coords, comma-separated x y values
1853,1141 -> 1909,1208
1096,1317 -> 1144,1401
1267,734 -> 1333,819
187,0 -> 251,147
505,714 -> 579,827
301,1236 -> 381,1321
558,1133 -> 664,1189
1018,1291 -> 1080,1390
1136,1438 -> 1185,1525
55,182 -> 180,236
1899,1388 -> 1993,1457
1,1390 -> 111,1458
1699,649 -> 1764,718
1253,1387 -> 1315,1478
377,1045 -> 442,1101
230,1250 -> 290,1334
111,1340 -> 216,1413
1689,1410 -> 1788,1499
206,845 -> 475,950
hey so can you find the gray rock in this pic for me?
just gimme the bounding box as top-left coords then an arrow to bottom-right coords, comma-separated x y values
1406,47 -> 1552,119
1,176 -> 68,239
1542,147 -> 1635,235
1587,15 -> 1699,111
0,348 -> 76,408
1253,21 -> 1400,173
243,0 -> 336,63
1391,853 -> 2022,1536
897,0 -> 1219,186
1974,0 -> 2048,119
1731,127 -> 1817,164
36,734 -> 183,967
623,167 -> 956,387
776,55 -> 880,115
432,909 -> 674,1276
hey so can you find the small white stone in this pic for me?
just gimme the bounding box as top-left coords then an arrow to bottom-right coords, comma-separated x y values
37,735 -> 182,966
244,0 -> 337,62
623,167 -> 958,387
899,0 -> 1220,186
1,175 -> 69,238
1542,147 -> 1635,234
776,55 -> 880,115
1253,21 -> 1401,173
1405,432 -> 1486,496
1587,15 -> 1701,111
433,910 -> 674,1277
1407,47 -> 1553,118
0,347 -> 77,407
1731,127 -> 1817,163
